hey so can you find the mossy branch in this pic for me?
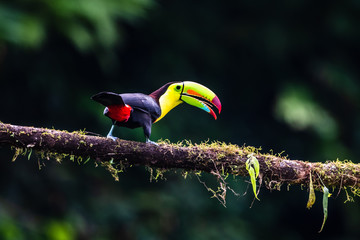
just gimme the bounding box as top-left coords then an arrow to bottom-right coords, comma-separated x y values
1,122 -> 360,192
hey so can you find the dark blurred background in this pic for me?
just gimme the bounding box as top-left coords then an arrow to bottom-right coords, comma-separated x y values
1,0 -> 360,239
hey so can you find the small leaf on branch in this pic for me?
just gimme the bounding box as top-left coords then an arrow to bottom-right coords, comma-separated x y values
246,154 -> 260,200
307,171 -> 316,209
319,186 -> 331,233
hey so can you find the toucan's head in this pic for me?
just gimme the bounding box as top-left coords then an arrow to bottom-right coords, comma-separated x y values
151,81 -> 222,122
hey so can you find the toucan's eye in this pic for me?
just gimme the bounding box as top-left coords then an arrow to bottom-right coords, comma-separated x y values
175,85 -> 181,91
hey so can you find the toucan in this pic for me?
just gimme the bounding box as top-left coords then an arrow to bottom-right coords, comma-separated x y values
91,81 -> 221,144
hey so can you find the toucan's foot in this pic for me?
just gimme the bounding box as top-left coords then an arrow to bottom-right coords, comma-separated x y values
146,138 -> 158,146
107,134 -> 118,141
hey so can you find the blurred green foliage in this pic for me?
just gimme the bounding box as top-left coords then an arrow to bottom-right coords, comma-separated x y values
275,84 -> 338,140
0,0 -> 153,50
1,0 -> 360,239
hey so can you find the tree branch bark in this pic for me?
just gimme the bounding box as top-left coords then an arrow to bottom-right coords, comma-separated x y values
1,122 -> 360,191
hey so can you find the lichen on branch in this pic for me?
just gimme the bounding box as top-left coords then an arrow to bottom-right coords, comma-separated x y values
1,122 -> 360,200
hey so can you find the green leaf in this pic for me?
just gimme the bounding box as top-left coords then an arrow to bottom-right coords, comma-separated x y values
319,186 -> 330,233
253,157 -> 260,178
246,154 -> 260,200
306,171 -> 316,209
28,148 -> 32,160
248,167 -> 259,200
245,159 -> 250,171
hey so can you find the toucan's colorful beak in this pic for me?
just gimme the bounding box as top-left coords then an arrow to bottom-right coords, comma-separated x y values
180,81 -> 222,119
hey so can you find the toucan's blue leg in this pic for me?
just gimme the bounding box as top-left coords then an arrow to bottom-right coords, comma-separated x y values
107,122 -> 118,141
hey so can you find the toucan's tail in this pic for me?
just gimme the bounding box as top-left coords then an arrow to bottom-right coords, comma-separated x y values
91,92 -> 125,107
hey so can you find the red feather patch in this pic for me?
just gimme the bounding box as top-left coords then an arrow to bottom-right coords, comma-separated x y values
106,104 -> 132,122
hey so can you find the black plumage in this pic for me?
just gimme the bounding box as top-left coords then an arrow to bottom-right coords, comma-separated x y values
91,92 -> 161,140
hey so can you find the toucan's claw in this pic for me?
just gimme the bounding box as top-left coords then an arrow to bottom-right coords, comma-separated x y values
107,134 -> 118,141
146,138 -> 158,146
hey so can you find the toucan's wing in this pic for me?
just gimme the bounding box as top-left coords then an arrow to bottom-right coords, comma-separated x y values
91,92 -> 125,107
121,93 -> 161,121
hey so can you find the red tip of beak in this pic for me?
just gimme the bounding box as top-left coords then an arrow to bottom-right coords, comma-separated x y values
212,96 -> 222,113
209,108 -> 217,120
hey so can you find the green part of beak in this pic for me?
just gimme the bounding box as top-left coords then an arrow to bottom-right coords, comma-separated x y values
180,81 -> 221,119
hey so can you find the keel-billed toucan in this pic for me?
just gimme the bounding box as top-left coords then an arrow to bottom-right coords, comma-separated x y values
91,81 -> 221,144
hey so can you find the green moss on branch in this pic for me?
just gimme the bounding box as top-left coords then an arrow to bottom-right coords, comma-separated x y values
1,122 -> 360,198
